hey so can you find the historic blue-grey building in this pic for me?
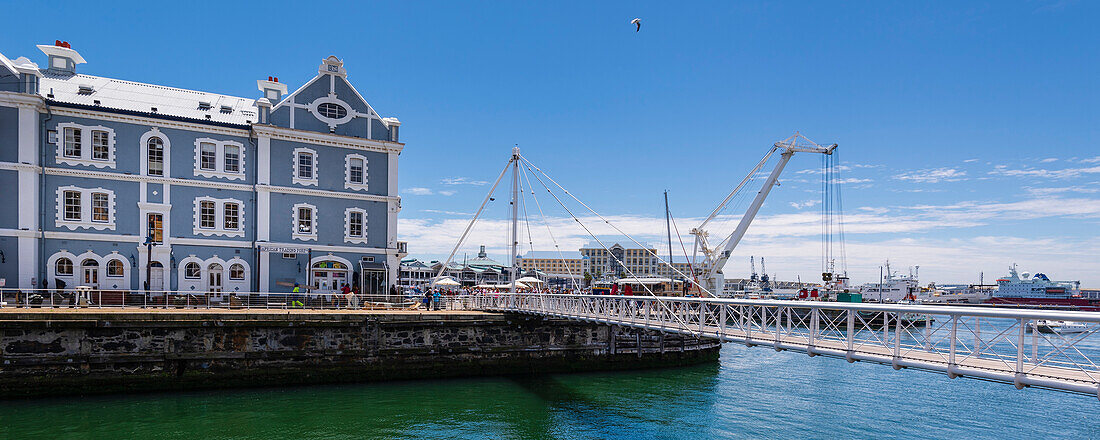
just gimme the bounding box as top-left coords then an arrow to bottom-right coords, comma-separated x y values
0,41 -> 405,297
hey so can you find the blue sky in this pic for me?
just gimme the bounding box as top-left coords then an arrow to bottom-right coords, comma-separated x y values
4,1 -> 1098,285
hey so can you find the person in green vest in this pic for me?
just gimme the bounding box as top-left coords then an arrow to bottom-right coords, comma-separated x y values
291,283 -> 304,308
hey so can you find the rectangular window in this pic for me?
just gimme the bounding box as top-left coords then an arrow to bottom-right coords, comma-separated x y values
148,213 -> 163,244
224,203 -> 239,230
91,193 -> 109,222
349,211 -> 364,237
63,128 -> 81,158
199,142 -> 217,170
282,253 -> 296,260
297,207 -> 313,234
148,140 -> 164,176
199,201 -> 216,228
224,145 -> 240,173
63,191 -> 81,220
349,158 -> 364,184
91,130 -> 109,160
298,153 -> 314,179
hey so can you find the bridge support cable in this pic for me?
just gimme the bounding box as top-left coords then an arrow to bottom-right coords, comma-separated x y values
518,163 -> 582,293
518,159 -> 698,334
521,156 -> 716,297
666,203 -> 699,287
435,157 -> 514,279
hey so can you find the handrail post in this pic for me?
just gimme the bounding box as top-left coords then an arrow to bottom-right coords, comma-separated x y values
846,309 -> 855,354
949,314 -> 958,372
719,304 -> 726,338
1017,318 -> 1025,374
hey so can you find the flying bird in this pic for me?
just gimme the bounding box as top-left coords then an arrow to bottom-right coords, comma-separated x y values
631,18 -> 641,32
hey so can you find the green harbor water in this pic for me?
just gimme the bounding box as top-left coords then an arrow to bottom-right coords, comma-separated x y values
0,343 -> 1096,439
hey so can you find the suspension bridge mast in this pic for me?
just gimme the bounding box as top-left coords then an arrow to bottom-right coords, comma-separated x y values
510,146 -> 521,294
690,133 -> 836,296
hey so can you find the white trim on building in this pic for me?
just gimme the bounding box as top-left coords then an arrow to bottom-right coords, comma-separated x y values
343,153 -> 369,191
52,122 -> 116,168
292,147 -> 318,186
344,207 -> 368,244
192,196 -> 245,237
292,202 -> 318,241
54,185 -> 116,230
193,137 -> 246,180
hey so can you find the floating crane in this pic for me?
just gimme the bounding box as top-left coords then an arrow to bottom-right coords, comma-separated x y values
690,133 -> 836,296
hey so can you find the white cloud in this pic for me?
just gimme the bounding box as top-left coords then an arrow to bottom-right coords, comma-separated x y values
963,159 -> 979,163
789,200 -> 820,209
989,164 -> 1100,179
1023,185 -> 1100,196
438,190 -> 457,196
1040,158 -> 1058,163
895,168 -> 967,183
405,187 -> 434,195
402,194 -> 1100,284
1082,156 -> 1100,164
441,177 -> 490,186
421,209 -> 474,216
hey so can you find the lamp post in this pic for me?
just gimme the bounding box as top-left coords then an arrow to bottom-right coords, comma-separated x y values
144,235 -> 158,293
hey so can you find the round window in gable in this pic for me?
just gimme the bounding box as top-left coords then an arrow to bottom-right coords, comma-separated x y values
317,103 -> 348,119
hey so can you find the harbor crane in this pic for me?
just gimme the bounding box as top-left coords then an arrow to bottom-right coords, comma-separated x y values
690,133 -> 836,296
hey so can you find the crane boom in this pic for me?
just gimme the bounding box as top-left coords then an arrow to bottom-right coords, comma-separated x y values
692,133 -> 836,296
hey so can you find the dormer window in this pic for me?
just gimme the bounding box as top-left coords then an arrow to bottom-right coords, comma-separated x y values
198,101 -> 212,110
318,103 -> 347,119
220,105 -> 233,114
77,85 -> 94,95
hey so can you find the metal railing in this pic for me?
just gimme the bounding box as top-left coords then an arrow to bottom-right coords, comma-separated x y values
0,288 -> 472,311
472,293 -> 1100,399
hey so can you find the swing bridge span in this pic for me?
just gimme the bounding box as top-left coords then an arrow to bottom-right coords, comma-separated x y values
433,134 -> 1100,400
469,293 -> 1100,399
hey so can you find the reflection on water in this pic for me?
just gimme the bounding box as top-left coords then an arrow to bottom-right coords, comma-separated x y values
0,344 -> 1095,439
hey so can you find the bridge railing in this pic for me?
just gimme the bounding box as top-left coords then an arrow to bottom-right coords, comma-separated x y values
0,288 -> 438,311
472,293 -> 1100,399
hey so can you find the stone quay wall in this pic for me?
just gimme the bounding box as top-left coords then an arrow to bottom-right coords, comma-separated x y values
0,310 -> 721,397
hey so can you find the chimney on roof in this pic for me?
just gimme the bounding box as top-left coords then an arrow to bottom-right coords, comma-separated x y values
383,117 -> 401,142
37,41 -> 86,75
257,77 -> 288,103
255,97 -> 271,124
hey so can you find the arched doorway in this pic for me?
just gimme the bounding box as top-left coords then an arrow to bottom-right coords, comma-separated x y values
312,260 -> 348,293
207,263 -> 223,292
149,261 -> 165,290
81,259 -> 100,288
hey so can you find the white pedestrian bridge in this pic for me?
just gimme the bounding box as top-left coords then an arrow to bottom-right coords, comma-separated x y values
472,293 -> 1100,400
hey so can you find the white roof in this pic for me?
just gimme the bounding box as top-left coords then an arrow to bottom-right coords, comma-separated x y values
40,72 -> 258,126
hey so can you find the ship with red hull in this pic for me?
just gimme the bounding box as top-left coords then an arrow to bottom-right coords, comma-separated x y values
987,265 -> 1096,311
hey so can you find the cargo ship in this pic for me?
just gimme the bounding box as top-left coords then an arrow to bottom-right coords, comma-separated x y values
987,265 -> 1097,311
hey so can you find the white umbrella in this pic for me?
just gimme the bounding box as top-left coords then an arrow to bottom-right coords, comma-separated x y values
516,276 -> 544,284
433,277 -> 460,287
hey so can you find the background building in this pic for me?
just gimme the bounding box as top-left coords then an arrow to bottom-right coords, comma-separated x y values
0,41 -> 404,297
517,250 -> 583,277
581,242 -> 659,280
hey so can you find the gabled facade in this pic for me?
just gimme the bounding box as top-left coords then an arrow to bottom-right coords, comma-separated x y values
0,41 -> 404,297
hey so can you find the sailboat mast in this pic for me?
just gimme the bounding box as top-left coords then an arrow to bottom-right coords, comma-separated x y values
665,190 -> 673,279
